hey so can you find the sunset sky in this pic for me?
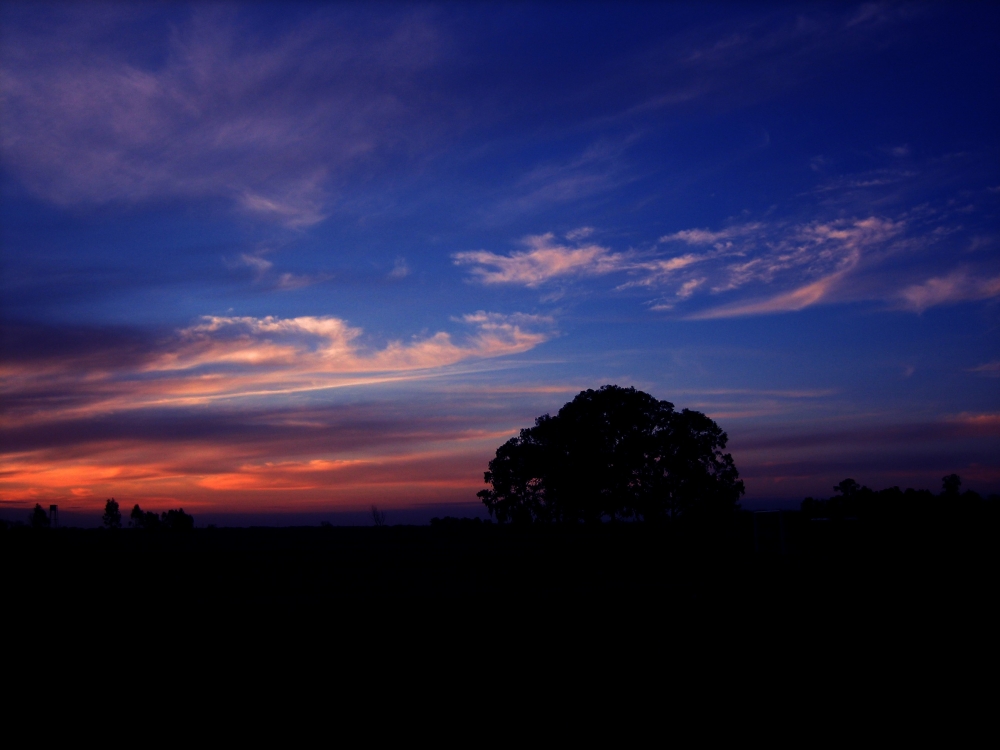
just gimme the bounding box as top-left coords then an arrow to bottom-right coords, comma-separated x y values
2,2 -> 998,524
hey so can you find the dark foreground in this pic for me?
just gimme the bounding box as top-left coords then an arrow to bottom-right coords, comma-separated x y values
4,515 -> 997,624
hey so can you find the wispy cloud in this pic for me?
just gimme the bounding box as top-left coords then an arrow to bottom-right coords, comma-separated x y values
1,312 -> 553,425
238,185 -> 330,229
465,216 -> 912,317
899,269 -> 1000,312
565,227 -> 595,241
621,255 -> 704,292
273,272 -> 329,291
725,217 -> 898,288
688,270 -> 849,319
453,233 -> 631,287
236,253 -> 274,276
153,312 -> 550,391
0,7 -> 444,227
969,361 -> 1000,378
230,250 -> 330,291
689,217 -> 904,319
388,257 -> 410,279
614,2 -> 914,125
659,223 -> 764,246
490,139 -> 638,217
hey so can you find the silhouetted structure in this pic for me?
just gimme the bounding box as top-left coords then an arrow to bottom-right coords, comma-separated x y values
478,385 -> 744,523
49,504 -> 58,527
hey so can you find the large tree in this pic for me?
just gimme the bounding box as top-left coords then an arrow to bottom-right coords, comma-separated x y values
478,385 -> 743,524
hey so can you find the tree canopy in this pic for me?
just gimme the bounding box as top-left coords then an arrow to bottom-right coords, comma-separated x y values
478,385 -> 744,524
102,498 -> 121,529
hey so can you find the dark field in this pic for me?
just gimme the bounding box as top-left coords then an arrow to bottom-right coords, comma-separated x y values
5,515 -> 997,624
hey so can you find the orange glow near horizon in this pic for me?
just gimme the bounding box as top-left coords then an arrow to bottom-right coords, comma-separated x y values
0,441 -> 498,514
4,313 -> 999,516
0,312 -> 557,514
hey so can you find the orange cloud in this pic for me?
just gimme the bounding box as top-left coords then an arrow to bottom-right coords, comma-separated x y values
0,443 -> 498,514
687,267 -> 850,319
1,312 -> 551,427
0,312 -> 554,513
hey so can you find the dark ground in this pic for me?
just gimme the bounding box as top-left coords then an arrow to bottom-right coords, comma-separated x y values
4,518 -> 994,723
4,514 -> 996,619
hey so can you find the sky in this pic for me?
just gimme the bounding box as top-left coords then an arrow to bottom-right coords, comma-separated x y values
2,2 -> 999,524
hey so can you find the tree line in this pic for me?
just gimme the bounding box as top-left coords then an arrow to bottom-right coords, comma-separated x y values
22,499 -> 195,530
103,499 -> 194,530
800,474 -> 998,523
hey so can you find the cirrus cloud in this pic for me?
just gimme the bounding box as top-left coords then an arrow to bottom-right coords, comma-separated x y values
460,216 -> 912,318
1,312 -> 553,425
0,6 -> 445,227
453,233 -> 631,287
899,269 -> 1000,313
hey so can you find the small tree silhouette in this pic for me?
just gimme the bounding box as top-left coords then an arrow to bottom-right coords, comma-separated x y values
371,505 -> 386,527
833,479 -> 862,497
129,503 -> 160,529
29,503 -> 50,529
102,498 -> 122,529
942,474 -> 962,496
161,508 -> 194,531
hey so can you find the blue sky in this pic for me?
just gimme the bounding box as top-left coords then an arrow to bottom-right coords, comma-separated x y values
2,2 -> 998,520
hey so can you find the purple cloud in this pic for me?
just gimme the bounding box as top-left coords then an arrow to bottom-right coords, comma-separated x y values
1,6 -> 446,227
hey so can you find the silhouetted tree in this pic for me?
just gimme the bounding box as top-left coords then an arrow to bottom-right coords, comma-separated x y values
160,508 -> 194,531
834,479 -> 862,497
371,505 -> 386,527
102,498 -> 122,529
29,503 -> 50,529
942,474 -> 962,496
128,504 -> 193,530
824,478 -> 867,519
129,503 -> 160,530
478,385 -> 744,524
